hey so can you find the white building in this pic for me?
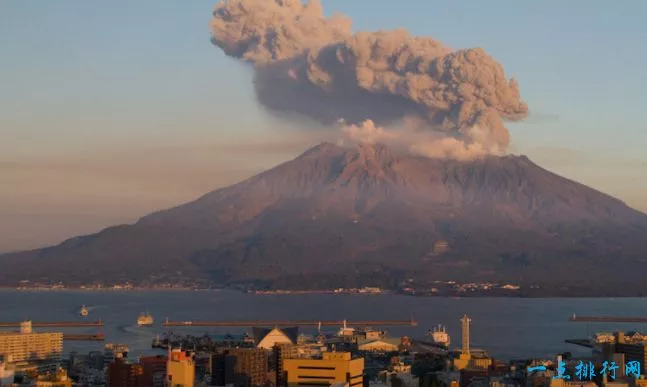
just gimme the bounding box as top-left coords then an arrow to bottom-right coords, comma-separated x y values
253,327 -> 298,350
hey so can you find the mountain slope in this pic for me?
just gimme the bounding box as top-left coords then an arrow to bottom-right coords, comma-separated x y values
2,142 -> 646,292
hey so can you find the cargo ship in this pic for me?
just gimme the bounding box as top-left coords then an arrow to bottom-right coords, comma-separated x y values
137,312 -> 154,327
428,324 -> 450,348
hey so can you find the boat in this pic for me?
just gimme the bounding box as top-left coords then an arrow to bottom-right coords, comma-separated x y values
428,324 -> 451,347
79,305 -> 89,317
337,320 -> 355,337
137,312 -> 154,327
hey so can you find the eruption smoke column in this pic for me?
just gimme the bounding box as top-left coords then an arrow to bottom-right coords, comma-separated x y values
210,0 -> 528,152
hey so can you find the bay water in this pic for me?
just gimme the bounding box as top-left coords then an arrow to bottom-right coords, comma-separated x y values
1,290 -> 644,360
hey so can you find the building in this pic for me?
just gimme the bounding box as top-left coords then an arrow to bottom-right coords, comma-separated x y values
33,368 -> 73,387
166,349 -> 195,387
283,352 -> 364,387
139,355 -> 167,387
634,377 -> 647,387
549,381 -> 597,387
274,344 -> 301,387
356,338 -> 401,352
212,348 -> 269,387
0,321 -> 63,373
104,343 -> 130,369
452,315 -> 491,371
254,327 -> 299,350
107,357 -> 144,387
615,341 -> 647,374
0,361 -> 15,386
364,330 -> 385,341
459,368 -> 488,387
196,353 -> 213,375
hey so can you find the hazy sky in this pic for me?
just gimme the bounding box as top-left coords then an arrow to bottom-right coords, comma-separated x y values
1,0 -> 646,253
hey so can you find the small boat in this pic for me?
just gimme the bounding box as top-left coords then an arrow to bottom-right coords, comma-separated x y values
79,305 -> 89,317
428,324 -> 451,347
137,312 -> 154,327
337,320 -> 355,337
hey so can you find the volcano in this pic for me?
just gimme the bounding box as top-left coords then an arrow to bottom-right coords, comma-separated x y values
2,143 -> 646,295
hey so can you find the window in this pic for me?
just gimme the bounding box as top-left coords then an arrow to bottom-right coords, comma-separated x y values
298,366 -> 336,370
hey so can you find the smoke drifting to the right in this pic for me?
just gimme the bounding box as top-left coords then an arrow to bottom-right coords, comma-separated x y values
210,0 -> 528,160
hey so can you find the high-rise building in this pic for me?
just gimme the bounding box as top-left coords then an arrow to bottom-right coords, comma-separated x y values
283,352 -> 364,387
274,344 -> 300,387
212,348 -> 269,387
0,321 -> 62,373
139,355 -> 167,387
166,349 -> 195,387
107,357 -> 144,387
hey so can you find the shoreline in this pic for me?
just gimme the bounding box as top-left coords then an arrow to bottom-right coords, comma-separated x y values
1,287 -> 645,298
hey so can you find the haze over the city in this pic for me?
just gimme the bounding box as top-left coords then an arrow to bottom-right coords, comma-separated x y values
1,0 -> 646,253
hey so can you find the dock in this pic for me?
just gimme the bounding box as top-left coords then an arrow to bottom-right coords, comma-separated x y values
569,315 -> 647,323
63,333 -> 105,341
565,338 -> 594,348
162,319 -> 417,327
0,321 -> 104,328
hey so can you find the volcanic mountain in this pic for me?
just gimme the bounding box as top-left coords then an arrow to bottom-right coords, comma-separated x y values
2,142 -> 647,294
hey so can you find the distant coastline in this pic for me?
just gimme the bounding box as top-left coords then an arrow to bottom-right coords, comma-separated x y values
1,283 -> 641,297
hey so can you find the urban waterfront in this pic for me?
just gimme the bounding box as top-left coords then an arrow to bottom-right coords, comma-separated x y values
1,289 -> 646,360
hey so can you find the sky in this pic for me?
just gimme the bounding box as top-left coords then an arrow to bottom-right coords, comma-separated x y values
1,0 -> 646,253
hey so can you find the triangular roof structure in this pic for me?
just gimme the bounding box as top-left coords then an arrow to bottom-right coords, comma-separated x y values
252,326 -> 299,349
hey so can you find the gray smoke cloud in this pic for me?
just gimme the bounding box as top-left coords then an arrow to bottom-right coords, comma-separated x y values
210,0 -> 528,151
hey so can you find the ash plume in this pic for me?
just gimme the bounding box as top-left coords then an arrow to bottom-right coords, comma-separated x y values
340,120 -> 502,161
210,0 -> 528,152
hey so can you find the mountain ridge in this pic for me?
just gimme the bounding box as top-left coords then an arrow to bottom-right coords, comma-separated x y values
1,142 -> 646,295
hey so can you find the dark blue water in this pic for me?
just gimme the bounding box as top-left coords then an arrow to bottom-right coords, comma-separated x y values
1,290 -> 646,360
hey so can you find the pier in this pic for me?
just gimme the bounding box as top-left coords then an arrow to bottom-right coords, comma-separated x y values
569,315 -> 647,323
162,319 -> 417,327
63,333 -> 105,341
0,321 -> 104,328
565,338 -> 594,348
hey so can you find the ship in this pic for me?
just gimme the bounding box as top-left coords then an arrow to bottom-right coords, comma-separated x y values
428,324 -> 451,347
79,305 -> 89,317
337,320 -> 355,337
137,312 -> 154,327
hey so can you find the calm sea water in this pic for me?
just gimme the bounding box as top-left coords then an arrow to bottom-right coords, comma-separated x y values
1,290 -> 646,360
